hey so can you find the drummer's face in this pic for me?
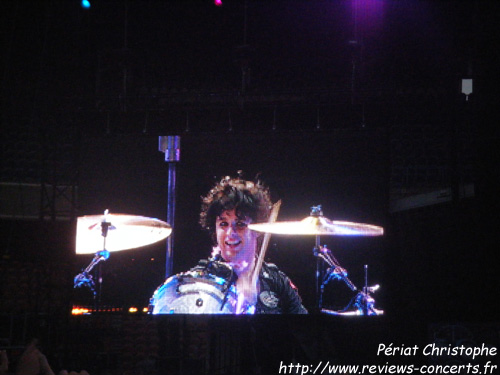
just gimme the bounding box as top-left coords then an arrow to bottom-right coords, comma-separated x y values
216,209 -> 257,268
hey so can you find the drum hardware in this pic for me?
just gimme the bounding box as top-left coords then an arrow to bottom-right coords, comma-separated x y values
220,275 -> 236,312
354,265 -> 383,315
150,259 -> 230,314
75,211 -> 172,254
74,210 -> 171,307
212,258 -> 238,312
197,256 -> 238,313
316,244 -> 357,311
73,250 -> 110,296
321,263 -> 383,316
74,210 -> 113,304
248,204 -> 384,236
249,205 -> 384,315
149,272 -> 244,314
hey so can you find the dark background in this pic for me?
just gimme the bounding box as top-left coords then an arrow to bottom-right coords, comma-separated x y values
1,0 -> 499,372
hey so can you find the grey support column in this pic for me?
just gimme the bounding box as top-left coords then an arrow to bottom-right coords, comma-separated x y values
159,136 -> 181,278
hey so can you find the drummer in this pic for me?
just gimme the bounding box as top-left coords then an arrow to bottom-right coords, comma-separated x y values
197,173 -> 307,314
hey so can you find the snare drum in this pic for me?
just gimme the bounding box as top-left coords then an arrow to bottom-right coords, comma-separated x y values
150,272 -> 239,314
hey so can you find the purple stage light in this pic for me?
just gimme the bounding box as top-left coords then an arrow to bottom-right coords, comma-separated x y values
352,0 -> 385,35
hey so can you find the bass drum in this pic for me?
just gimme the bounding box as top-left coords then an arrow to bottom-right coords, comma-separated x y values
150,273 -> 239,314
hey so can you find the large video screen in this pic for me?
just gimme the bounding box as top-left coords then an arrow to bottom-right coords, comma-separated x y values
76,131 -> 387,316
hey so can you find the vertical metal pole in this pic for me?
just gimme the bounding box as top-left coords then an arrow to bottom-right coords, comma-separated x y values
315,235 -> 322,311
159,136 -> 181,278
165,162 -> 176,278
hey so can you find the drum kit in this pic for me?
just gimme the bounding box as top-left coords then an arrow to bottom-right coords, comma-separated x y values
74,206 -> 384,315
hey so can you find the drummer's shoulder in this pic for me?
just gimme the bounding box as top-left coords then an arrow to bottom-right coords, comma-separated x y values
261,262 -> 288,279
262,261 -> 278,273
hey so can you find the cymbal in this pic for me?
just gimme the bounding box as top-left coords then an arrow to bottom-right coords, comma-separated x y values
248,215 -> 383,236
76,213 -> 172,254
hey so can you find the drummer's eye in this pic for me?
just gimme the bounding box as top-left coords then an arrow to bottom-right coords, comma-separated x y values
218,221 -> 228,227
236,221 -> 248,229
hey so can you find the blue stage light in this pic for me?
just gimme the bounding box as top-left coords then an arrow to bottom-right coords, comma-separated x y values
81,0 -> 91,9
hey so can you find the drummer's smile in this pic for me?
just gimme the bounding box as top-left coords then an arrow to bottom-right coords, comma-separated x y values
216,209 -> 257,270
225,240 -> 242,248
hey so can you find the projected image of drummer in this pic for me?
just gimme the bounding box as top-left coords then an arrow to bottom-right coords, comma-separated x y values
150,173 -> 307,314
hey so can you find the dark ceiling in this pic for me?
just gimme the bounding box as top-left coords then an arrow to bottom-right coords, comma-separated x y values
1,0 -> 498,126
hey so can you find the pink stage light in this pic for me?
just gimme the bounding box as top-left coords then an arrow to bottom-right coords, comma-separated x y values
214,0 -> 222,7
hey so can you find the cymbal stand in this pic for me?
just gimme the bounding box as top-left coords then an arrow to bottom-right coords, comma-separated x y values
310,205 -> 333,310
313,235 -> 323,310
74,211 -> 112,310
352,265 -> 383,315
314,243 -> 358,310
317,250 -> 383,315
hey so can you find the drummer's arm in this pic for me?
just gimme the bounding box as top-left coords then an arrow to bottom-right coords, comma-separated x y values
271,267 -> 307,314
281,275 -> 308,314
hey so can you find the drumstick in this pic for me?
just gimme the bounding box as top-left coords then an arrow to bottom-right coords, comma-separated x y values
250,199 -> 282,288
235,200 -> 282,313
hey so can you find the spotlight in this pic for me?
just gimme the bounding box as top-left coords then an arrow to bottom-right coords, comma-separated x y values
81,0 -> 91,9
214,0 -> 222,6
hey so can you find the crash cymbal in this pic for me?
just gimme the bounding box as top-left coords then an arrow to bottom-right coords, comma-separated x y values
248,215 -> 383,236
76,213 -> 172,254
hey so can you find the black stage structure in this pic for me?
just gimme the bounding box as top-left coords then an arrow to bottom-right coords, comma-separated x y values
1,1 -> 499,374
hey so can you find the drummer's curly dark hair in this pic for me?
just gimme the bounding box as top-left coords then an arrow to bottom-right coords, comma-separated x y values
200,172 -> 272,240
